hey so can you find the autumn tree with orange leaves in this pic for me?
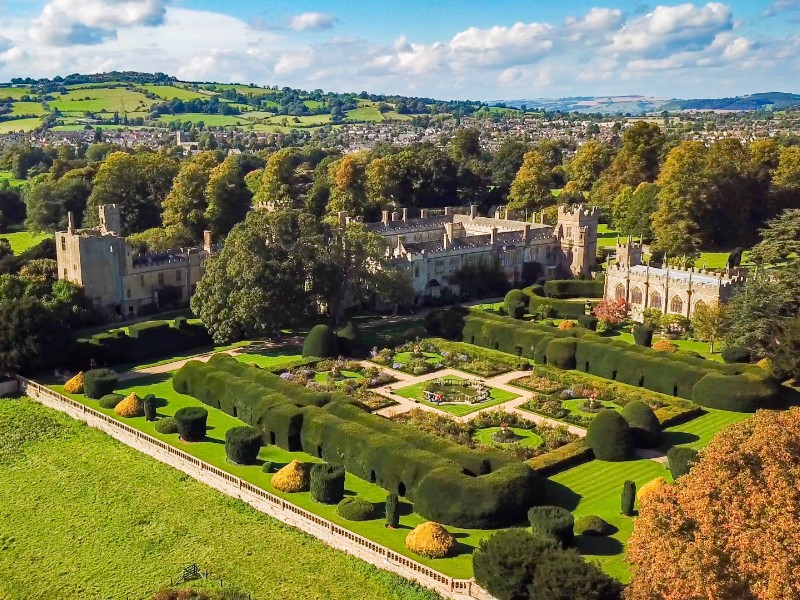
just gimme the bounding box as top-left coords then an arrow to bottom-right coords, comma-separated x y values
627,408 -> 800,600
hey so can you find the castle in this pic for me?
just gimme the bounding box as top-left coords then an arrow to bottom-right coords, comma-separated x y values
56,205 -> 215,318
359,204 -> 599,303
604,238 -> 747,321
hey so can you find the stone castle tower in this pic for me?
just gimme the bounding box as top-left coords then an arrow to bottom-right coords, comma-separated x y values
555,205 -> 600,276
99,204 -> 121,235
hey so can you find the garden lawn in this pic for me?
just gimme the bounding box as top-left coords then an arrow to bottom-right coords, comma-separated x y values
662,408 -> 750,449
51,371 -> 494,580
1,227 -> 48,253
597,224 -> 620,248
394,378 -> 519,417
231,347 -> 304,369
473,427 -> 543,448
561,398 -> 619,418
547,458 -> 672,583
393,351 -> 444,366
0,397 -> 440,600
604,329 -> 722,362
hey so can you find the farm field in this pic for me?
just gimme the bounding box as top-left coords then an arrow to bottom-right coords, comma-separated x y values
143,84 -> 212,100
158,113 -> 250,127
0,117 -> 41,133
0,397 -> 439,600
48,88 -> 153,114
1,227 -> 48,253
10,101 -> 46,116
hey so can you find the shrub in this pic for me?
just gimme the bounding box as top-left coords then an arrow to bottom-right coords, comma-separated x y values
545,338 -> 578,369
637,477 -> 667,503
651,340 -> 678,353
528,505 -> 575,547
424,307 -> 468,339
574,515 -> 614,537
405,522 -> 456,558
261,461 -> 275,473
224,426 -> 262,465
336,321 -> 361,355
558,320 -> 578,330
302,324 -> 337,358
64,371 -> 84,394
155,417 -> 178,434
621,400 -> 662,448
174,406 -> 208,442
587,409 -> 634,461
633,325 -> 654,347
385,493 -> 400,528
271,460 -> 309,493
577,315 -> 598,331
83,368 -> 118,399
114,393 -> 144,418
310,462 -> 346,504
667,446 -> 698,479
544,279 -> 604,299
757,357 -> 773,373
504,289 -> 528,320
98,393 -> 124,409
722,346 -> 751,364
143,394 -> 157,421
621,480 -> 636,516
337,497 -> 376,521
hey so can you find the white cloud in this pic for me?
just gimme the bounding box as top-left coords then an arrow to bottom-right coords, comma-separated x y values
762,0 -> 800,17
565,8 -> 625,43
288,12 -> 335,32
29,0 -> 167,46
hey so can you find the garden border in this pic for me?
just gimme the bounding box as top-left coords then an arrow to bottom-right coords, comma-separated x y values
17,376 -> 494,600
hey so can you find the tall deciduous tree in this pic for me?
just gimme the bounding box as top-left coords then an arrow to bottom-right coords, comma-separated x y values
691,302 -> 726,353
611,182 -> 659,239
628,408 -> 800,600
565,140 -> 612,193
508,150 -> 555,212
24,175 -> 92,233
161,151 -> 221,239
0,296 -> 73,374
204,154 -> 253,238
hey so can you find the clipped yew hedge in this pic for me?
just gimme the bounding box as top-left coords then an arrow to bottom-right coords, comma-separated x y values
543,279 -> 603,299
310,462 -> 346,504
621,400 -> 662,448
302,324 -> 337,358
586,410 -> 634,461
173,354 -> 541,528
225,426 -> 262,465
83,368 -> 118,399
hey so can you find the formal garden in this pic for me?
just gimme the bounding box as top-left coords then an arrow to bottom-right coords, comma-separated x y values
393,376 -> 519,416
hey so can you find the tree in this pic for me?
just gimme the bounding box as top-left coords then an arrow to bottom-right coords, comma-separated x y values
161,151 -> 221,239
772,314 -> 800,381
508,150 -> 555,212
773,145 -> 800,191
254,148 -> 310,208
749,209 -> 800,265
0,188 -> 25,232
489,139 -> 528,196
627,408 -> 800,600
204,154 -> 253,238
24,175 -> 92,233
326,152 -> 370,217
593,298 -> 628,326
373,268 -> 414,314
565,141 -> 611,193
611,182 -> 658,239
691,302 -> 726,353
0,297 -> 73,374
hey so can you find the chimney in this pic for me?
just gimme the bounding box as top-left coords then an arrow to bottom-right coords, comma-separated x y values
443,222 -> 454,250
469,205 -> 478,219
402,207 -> 408,222
203,230 -> 212,253
444,207 -> 451,216
67,211 -> 75,234
381,210 -> 389,225
523,224 -> 530,244
420,208 -> 429,218
339,211 -> 348,226
490,227 -> 498,245
391,210 -> 400,222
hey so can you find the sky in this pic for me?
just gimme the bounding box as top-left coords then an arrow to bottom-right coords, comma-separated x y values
0,0 -> 798,100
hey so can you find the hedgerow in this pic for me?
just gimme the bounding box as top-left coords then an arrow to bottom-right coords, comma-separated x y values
543,279 -> 604,299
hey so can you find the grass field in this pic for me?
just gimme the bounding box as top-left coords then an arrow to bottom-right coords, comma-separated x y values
0,117 -> 42,133
0,397 -> 440,600
597,224 -> 621,248
1,227 -> 48,253
48,88 -> 153,114
158,114 -> 250,127
51,364 -> 496,580
604,330 -> 722,361
663,408 -> 750,449
473,426 -> 543,448
143,84 -> 211,101
394,377 -> 519,417
0,170 -> 24,187
10,101 -> 46,116
0,86 -> 33,99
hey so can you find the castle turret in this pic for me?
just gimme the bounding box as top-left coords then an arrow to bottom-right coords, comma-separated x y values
99,204 -> 121,236
614,238 -> 644,269
555,204 -> 599,276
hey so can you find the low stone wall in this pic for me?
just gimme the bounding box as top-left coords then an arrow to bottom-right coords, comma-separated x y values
18,377 -> 495,600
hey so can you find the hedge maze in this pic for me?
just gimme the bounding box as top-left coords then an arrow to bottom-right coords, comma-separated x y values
173,354 -> 541,528
461,310 -> 780,412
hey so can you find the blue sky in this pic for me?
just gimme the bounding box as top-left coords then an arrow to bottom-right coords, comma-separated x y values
0,0 -> 797,100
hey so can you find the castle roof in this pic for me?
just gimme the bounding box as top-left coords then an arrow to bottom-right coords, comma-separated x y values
628,264 -> 722,285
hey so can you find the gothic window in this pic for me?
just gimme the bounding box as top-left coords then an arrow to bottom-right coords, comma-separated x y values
650,292 -> 662,310
176,270 -> 182,282
434,260 -> 445,274
615,284 -> 626,300
695,299 -> 707,310
631,287 -> 643,304
670,295 -> 683,314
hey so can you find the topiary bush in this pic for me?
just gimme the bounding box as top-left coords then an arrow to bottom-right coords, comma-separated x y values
114,393 -> 144,418
174,406 -> 208,442
405,522 -> 457,558
577,315 -> 598,331
335,321 -> 361,355
310,462 -> 346,504
302,324 -> 337,358
722,345 -> 751,364
574,515 -> 614,537
385,493 -> 400,528
545,338 -> 578,369
337,497 -> 376,521
155,417 -> 178,434
64,371 -> 84,394
633,325 -> 654,347
271,460 -> 309,492
651,339 -> 679,353
621,400 -> 662,448
225,426 -> 262,465
261,461 -> 275,473
587,409 -> 634,461
667,446 -> 698,479
528,505 -> 575,547
143,394 -> 157,422
621,480 -> 636,516
84,368 -> 118,399
558,320 -> 578,330
504,289 -> 529,320
98,393 -> 124,409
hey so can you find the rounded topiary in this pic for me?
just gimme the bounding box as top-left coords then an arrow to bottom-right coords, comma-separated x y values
225,426 -> 262,465
302,324 -> 337,358
587,409 -> 634,461
84,368 -> 118,399
405,522 -> 456,558
667,446 -> 699,479
337,497 -> 376,521
262,461 -> 275,473
143,394 -> 157,422
621,400 -> 662,448
335,321 -> 361,355
174,406 -> 208,442
271,460 -> 309,493
651,340 -> 679,353
632,325 -> 654,347
558,320 -> 577,330
722,345 -> 751,364
528,505 -> 574,548
154,417 -> 178,434
504,289 -> 528,319
310,462 -> 346,504
578,315 -> 598,331
114,393 -> 144,418
64,371 -> 84,394
386,493 -> 400,528
98,393 -> 124,409
574,515 -> 614,536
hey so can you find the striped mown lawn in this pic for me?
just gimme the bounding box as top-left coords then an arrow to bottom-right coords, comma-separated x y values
547,458 -> 671,583
663,408 -> 750,449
